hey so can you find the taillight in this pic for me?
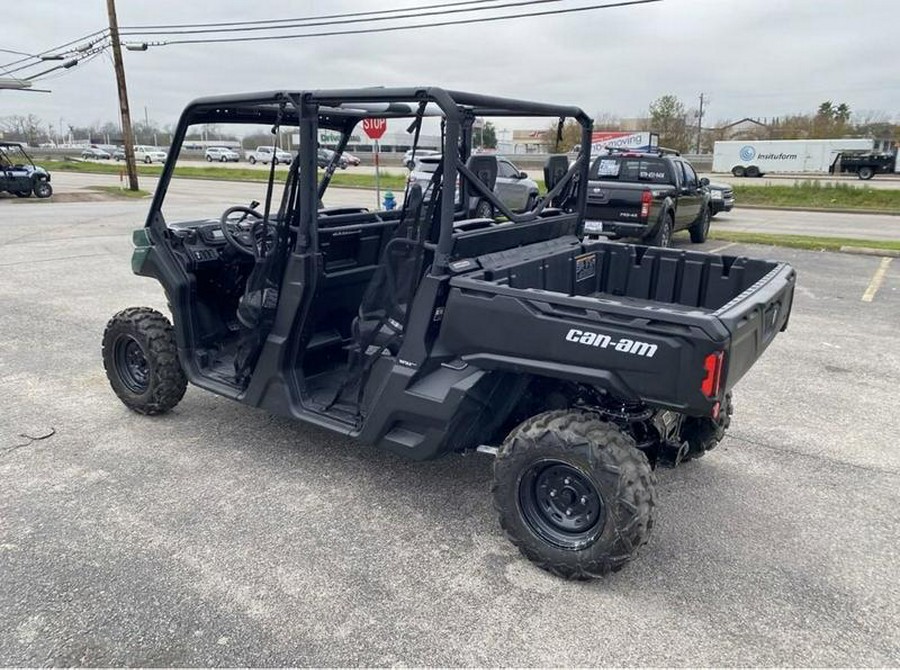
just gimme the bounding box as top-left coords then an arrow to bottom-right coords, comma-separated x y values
701,351 -> 725,398
640,190 -> 652,218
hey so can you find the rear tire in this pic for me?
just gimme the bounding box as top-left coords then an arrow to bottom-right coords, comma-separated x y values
249,156 -> 257,165
645,213 -> 673,248
731,166 -> 745,177
745,165 -> 761,178
206,156 -> 213,162
102,307 -> 187,415
690,205 -> 711,243
144,156 -> 152,164
492,409 -> 656,579
475,199 -> 493,219
858,167 -> 874,180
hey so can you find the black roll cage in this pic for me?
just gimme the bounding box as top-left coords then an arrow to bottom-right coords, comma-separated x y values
147,87 -> 593,273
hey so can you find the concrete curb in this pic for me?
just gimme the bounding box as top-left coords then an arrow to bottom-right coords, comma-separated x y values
839,246 -> 900,258
737,204 -> 899,216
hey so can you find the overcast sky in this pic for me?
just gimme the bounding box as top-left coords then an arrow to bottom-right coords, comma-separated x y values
2,0 -> 897,135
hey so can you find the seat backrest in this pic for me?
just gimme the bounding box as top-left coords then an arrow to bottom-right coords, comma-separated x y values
544,154 -> 569,192
466,155 -> 498,193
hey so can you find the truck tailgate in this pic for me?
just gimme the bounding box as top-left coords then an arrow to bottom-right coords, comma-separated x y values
584,181 -> 648,225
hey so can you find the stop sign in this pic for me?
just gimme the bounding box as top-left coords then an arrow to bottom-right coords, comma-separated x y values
362,118 -> 387,140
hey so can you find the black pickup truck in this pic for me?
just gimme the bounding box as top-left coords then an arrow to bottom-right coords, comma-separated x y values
583,151 -> 711,247
833,150 -> 898,180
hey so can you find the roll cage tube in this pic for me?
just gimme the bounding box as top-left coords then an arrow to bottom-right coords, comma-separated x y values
143,88 -> 592,269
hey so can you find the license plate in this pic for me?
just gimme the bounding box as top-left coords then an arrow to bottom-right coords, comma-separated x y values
584,220 -> 604,233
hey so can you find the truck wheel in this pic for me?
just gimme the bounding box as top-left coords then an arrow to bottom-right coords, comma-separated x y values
102,307 -> 187,415
745,166 -> 761,178
690,206 -> 711,243
493,409 -> 656,579
858,167 -> 874,180
475,199 -> 493,219
206,155 -> 213,162
731,166 -> 745,177
646,214 -> 673,248
33,181 -> 52,199
249,156 -> 257,164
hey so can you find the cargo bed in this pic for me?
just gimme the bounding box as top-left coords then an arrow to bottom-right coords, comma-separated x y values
438,236 -> 795,415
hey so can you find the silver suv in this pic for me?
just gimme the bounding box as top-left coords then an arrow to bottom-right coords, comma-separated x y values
408,154 -> 540,216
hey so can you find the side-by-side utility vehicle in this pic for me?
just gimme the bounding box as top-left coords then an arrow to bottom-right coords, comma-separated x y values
103,88 -> 795,578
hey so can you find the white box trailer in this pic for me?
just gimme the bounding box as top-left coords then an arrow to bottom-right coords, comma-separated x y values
712,139 -> 875,177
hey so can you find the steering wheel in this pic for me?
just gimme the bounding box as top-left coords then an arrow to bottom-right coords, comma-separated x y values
220,205 -> 275,257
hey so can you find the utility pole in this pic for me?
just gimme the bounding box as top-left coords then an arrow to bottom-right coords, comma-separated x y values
106,0 -> 139,190
695,93 -> 705,154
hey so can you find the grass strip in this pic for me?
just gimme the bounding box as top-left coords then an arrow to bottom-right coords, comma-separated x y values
731,181 -> 900,212
706,230 -> 900,253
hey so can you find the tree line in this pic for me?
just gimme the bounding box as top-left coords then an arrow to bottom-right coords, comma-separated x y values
544,96 -> 898,154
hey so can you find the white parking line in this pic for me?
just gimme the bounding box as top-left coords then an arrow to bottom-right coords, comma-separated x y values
708,242 -> 738,254
862,257 -> 892,303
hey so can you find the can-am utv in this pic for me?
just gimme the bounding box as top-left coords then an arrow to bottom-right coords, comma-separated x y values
0,142 -> 52,198
103,88 -> 795,578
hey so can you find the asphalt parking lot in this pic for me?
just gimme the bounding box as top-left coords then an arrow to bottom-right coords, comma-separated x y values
1,187 -> 898,665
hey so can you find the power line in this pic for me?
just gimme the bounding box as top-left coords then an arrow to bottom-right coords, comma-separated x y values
0,47 -> 41,58
120,0 -> 516,30
0,28 -> 108,75
142,0 -> 662,47
120,0 -> 567,37
120,0 -> 568,36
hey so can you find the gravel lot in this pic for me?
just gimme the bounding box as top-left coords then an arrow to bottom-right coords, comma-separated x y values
1,187 -> 898,665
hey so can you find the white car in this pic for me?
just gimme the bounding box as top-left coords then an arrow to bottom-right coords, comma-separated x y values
134,145 -> 167,164
403,148 -> 440,169
205,146 -> 240,162
247,146 -> 292,165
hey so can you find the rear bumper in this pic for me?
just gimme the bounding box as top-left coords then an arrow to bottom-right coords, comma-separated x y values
583,219 -> 650,239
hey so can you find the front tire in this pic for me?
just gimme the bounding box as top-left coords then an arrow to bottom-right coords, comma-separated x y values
144,156 -> 152,164
102,307 -> 187,415
690,205 -> 711,243
493,410 -> 656,579
731,166 -> 745,177
33,181 -> 52,199
206,155 -> 213,162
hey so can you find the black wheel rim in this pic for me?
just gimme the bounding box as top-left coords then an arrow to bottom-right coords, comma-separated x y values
114,335 -> 150,394
661,222 -> 671,247
518,460 -> 605,550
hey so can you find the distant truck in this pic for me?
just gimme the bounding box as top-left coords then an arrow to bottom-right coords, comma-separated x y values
834,150 -> 899,180
713,139 -> 886,178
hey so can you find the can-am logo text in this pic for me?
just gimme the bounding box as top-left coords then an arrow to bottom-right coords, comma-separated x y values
565,329 -> 658,358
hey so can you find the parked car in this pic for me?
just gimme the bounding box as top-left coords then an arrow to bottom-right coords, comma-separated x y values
247,146 -> 292,165
81,147 -> 111,160
403,148 -> 439,168
113,146 -> 166,164
408,154 -> 539,215
317,148 -> 349,169
707,181 -> 735,217
583,149 -> 712,246
0,141 -> 52,198
204,146 -> 240,162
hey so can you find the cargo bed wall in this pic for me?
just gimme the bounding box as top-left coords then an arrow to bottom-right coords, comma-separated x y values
474,240 -> 775,311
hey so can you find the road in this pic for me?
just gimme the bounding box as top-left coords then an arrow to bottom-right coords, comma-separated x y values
24,171 -> 900,243
80,157 -> 900,189
1,181 -> 898,665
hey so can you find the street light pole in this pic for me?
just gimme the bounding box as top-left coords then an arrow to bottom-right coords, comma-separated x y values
106,0 -> 139,190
